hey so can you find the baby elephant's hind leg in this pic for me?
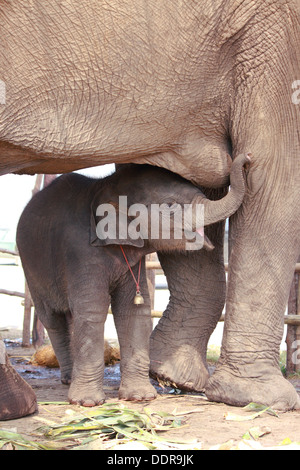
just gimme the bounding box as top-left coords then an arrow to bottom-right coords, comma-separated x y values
35,303 -> 73,385
111,262 -> 157,401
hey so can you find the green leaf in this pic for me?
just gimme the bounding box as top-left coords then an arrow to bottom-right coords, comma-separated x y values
225,402 -> 280,422
1,402 -> 195,450
243,402 -> 279,417
38,401 -> 69,405
0,429 -> 54,450
242,426 -> 272,441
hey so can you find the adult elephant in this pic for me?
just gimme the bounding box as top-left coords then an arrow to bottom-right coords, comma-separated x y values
0,0 -> 299,412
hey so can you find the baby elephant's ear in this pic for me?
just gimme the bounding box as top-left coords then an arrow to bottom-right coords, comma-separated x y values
90,201 -> 144,248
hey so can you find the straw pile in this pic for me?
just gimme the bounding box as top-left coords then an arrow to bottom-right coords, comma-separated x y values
30,340 -> 120,368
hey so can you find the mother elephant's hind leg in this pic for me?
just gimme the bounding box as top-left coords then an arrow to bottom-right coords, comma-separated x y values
150,200 -> 226,391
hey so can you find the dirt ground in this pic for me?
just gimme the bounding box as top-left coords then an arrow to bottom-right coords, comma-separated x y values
1,341 -> 300,451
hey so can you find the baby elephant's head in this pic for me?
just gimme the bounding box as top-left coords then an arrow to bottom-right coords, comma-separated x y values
90,155 -> 250,253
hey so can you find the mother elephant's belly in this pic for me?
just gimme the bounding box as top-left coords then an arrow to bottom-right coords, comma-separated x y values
0,124 -> 231,187
137,139 -> 232,188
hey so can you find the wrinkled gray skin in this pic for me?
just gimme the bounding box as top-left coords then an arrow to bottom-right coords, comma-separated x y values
16,161 -> 247,406
0,0 -> 299,410
0,340 -> 37,420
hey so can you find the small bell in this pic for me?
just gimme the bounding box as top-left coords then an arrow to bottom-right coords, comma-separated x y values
134,290 -> 144,305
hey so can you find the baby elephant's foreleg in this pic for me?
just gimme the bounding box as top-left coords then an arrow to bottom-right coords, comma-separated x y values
68,295 -> 110,407
111,265 -> 157,401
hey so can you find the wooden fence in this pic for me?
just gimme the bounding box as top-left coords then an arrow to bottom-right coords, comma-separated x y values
1,247 -> 300,373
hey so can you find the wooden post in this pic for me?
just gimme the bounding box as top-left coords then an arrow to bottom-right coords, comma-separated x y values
29,174 -> 57,347
21,175 -> 43,347
22,282 -> 32,347
32,174 -> 43,195
43,174 -> 57,187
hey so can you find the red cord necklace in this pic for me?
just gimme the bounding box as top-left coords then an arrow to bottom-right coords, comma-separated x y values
120,246 -> 144,305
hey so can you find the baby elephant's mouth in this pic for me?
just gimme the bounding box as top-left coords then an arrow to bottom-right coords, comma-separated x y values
184,227 -> 215,251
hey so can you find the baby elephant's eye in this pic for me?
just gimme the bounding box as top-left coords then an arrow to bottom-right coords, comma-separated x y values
166,202 -> 180,209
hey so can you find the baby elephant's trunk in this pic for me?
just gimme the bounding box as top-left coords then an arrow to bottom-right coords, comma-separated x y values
194,153 -> 251,227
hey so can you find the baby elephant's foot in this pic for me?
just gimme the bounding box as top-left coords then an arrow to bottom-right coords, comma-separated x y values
119,381 -> 157,402
68,381 -> 106,407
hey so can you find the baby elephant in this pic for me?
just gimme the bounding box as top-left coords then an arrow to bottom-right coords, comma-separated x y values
17,156 -> 249,406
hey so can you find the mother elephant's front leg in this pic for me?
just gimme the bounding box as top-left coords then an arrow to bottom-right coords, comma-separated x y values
206,186 -> 300,410
150,206 -> 226,391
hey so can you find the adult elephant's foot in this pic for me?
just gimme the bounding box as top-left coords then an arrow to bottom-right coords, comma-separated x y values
206,367 -> 300,411
150,332 -> 209,391
68,380 -> 106,407
0,341 -> 38,420
119,381 -> 157,401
